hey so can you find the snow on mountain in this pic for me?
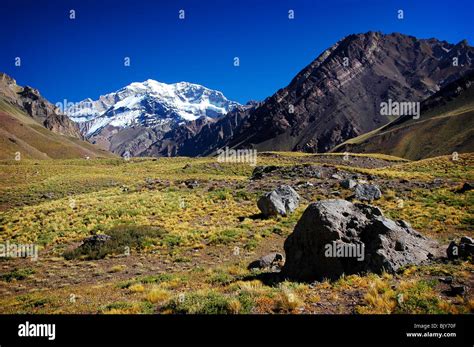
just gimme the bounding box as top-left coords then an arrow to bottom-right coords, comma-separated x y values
67,79 -> 240,136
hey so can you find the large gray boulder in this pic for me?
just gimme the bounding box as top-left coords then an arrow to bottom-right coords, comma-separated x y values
257,185 -> 300,217
282,200 -> 440,281
354,184 -> 382,201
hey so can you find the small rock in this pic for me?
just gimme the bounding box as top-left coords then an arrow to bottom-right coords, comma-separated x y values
251,165 -> 278,180
456,182 -> 473,193
447,241 -> 458,259
447,237 -> 474,260
41,192 -> 55,199
340,179 -> 357,189
298,181 -> 314,188
185,180 -> 199,189
354,184 -> 382,201
331,174 -> 343,180
257,185 -> 300,217
438,276 -> 453,284
248,252 -> 284,271
448,284 -> 466,296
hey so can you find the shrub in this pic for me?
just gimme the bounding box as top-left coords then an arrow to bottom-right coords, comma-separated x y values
63,224 -> 165,260
0,268 -> 35,282
162,291 -> 234,314
146,288 -> 171,304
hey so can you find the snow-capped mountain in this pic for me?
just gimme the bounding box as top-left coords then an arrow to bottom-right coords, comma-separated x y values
67,79 -> 240,137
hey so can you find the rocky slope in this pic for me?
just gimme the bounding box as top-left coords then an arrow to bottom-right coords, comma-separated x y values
0,73 -> 82,138
0,73 -> 114,160
176,32 -> 473,156
332,71 -> 474,159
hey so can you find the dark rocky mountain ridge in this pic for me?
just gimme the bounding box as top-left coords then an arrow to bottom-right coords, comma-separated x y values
169,32 -> 473,157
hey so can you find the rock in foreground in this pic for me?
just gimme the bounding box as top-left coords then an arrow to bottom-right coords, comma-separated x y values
282,200 -> 440,281
257,185 -> 300,217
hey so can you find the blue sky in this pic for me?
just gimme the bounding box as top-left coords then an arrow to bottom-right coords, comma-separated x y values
1,0 -> 473,104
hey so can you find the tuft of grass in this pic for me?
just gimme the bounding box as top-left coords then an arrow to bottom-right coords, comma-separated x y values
108,265 -> 126,273
275,289 -> 304,313
146,287 -> 171,304
128,284 -> 145,293
162,291 -> 234,314
0,268 -> 35,282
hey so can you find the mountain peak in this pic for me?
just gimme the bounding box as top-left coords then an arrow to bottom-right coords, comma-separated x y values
67,79 -> 240,138
177,32 -> 474,156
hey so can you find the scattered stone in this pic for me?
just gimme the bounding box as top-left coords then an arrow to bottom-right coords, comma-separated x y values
438,276 -> 453,284
298,181 -> 314,188
41,192 -> 55,199
331,174 -> 343,180
354,184 -> 382,201
282,199 -> 441,281
446,236 -> 474,260
456,182 -> 473,193
251,165 -> 278,180
184,180 -> 199,189
432,178 -> 444,185
340,179 -> 357,189
299,165 -> 322,178
257,185 -> 300,217
248,252 -> 284,271
447,284 -> 466,297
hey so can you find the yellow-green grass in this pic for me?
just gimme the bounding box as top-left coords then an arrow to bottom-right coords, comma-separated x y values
1,260 -> 471,314
0,184 -> 303,252
1,152 -> 472,249
336,153 -> 473,182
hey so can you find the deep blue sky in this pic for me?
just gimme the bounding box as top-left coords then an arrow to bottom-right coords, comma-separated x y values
1,0 -> 473,104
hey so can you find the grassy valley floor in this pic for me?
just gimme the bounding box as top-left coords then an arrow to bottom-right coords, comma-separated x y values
0,152 -> 472,314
